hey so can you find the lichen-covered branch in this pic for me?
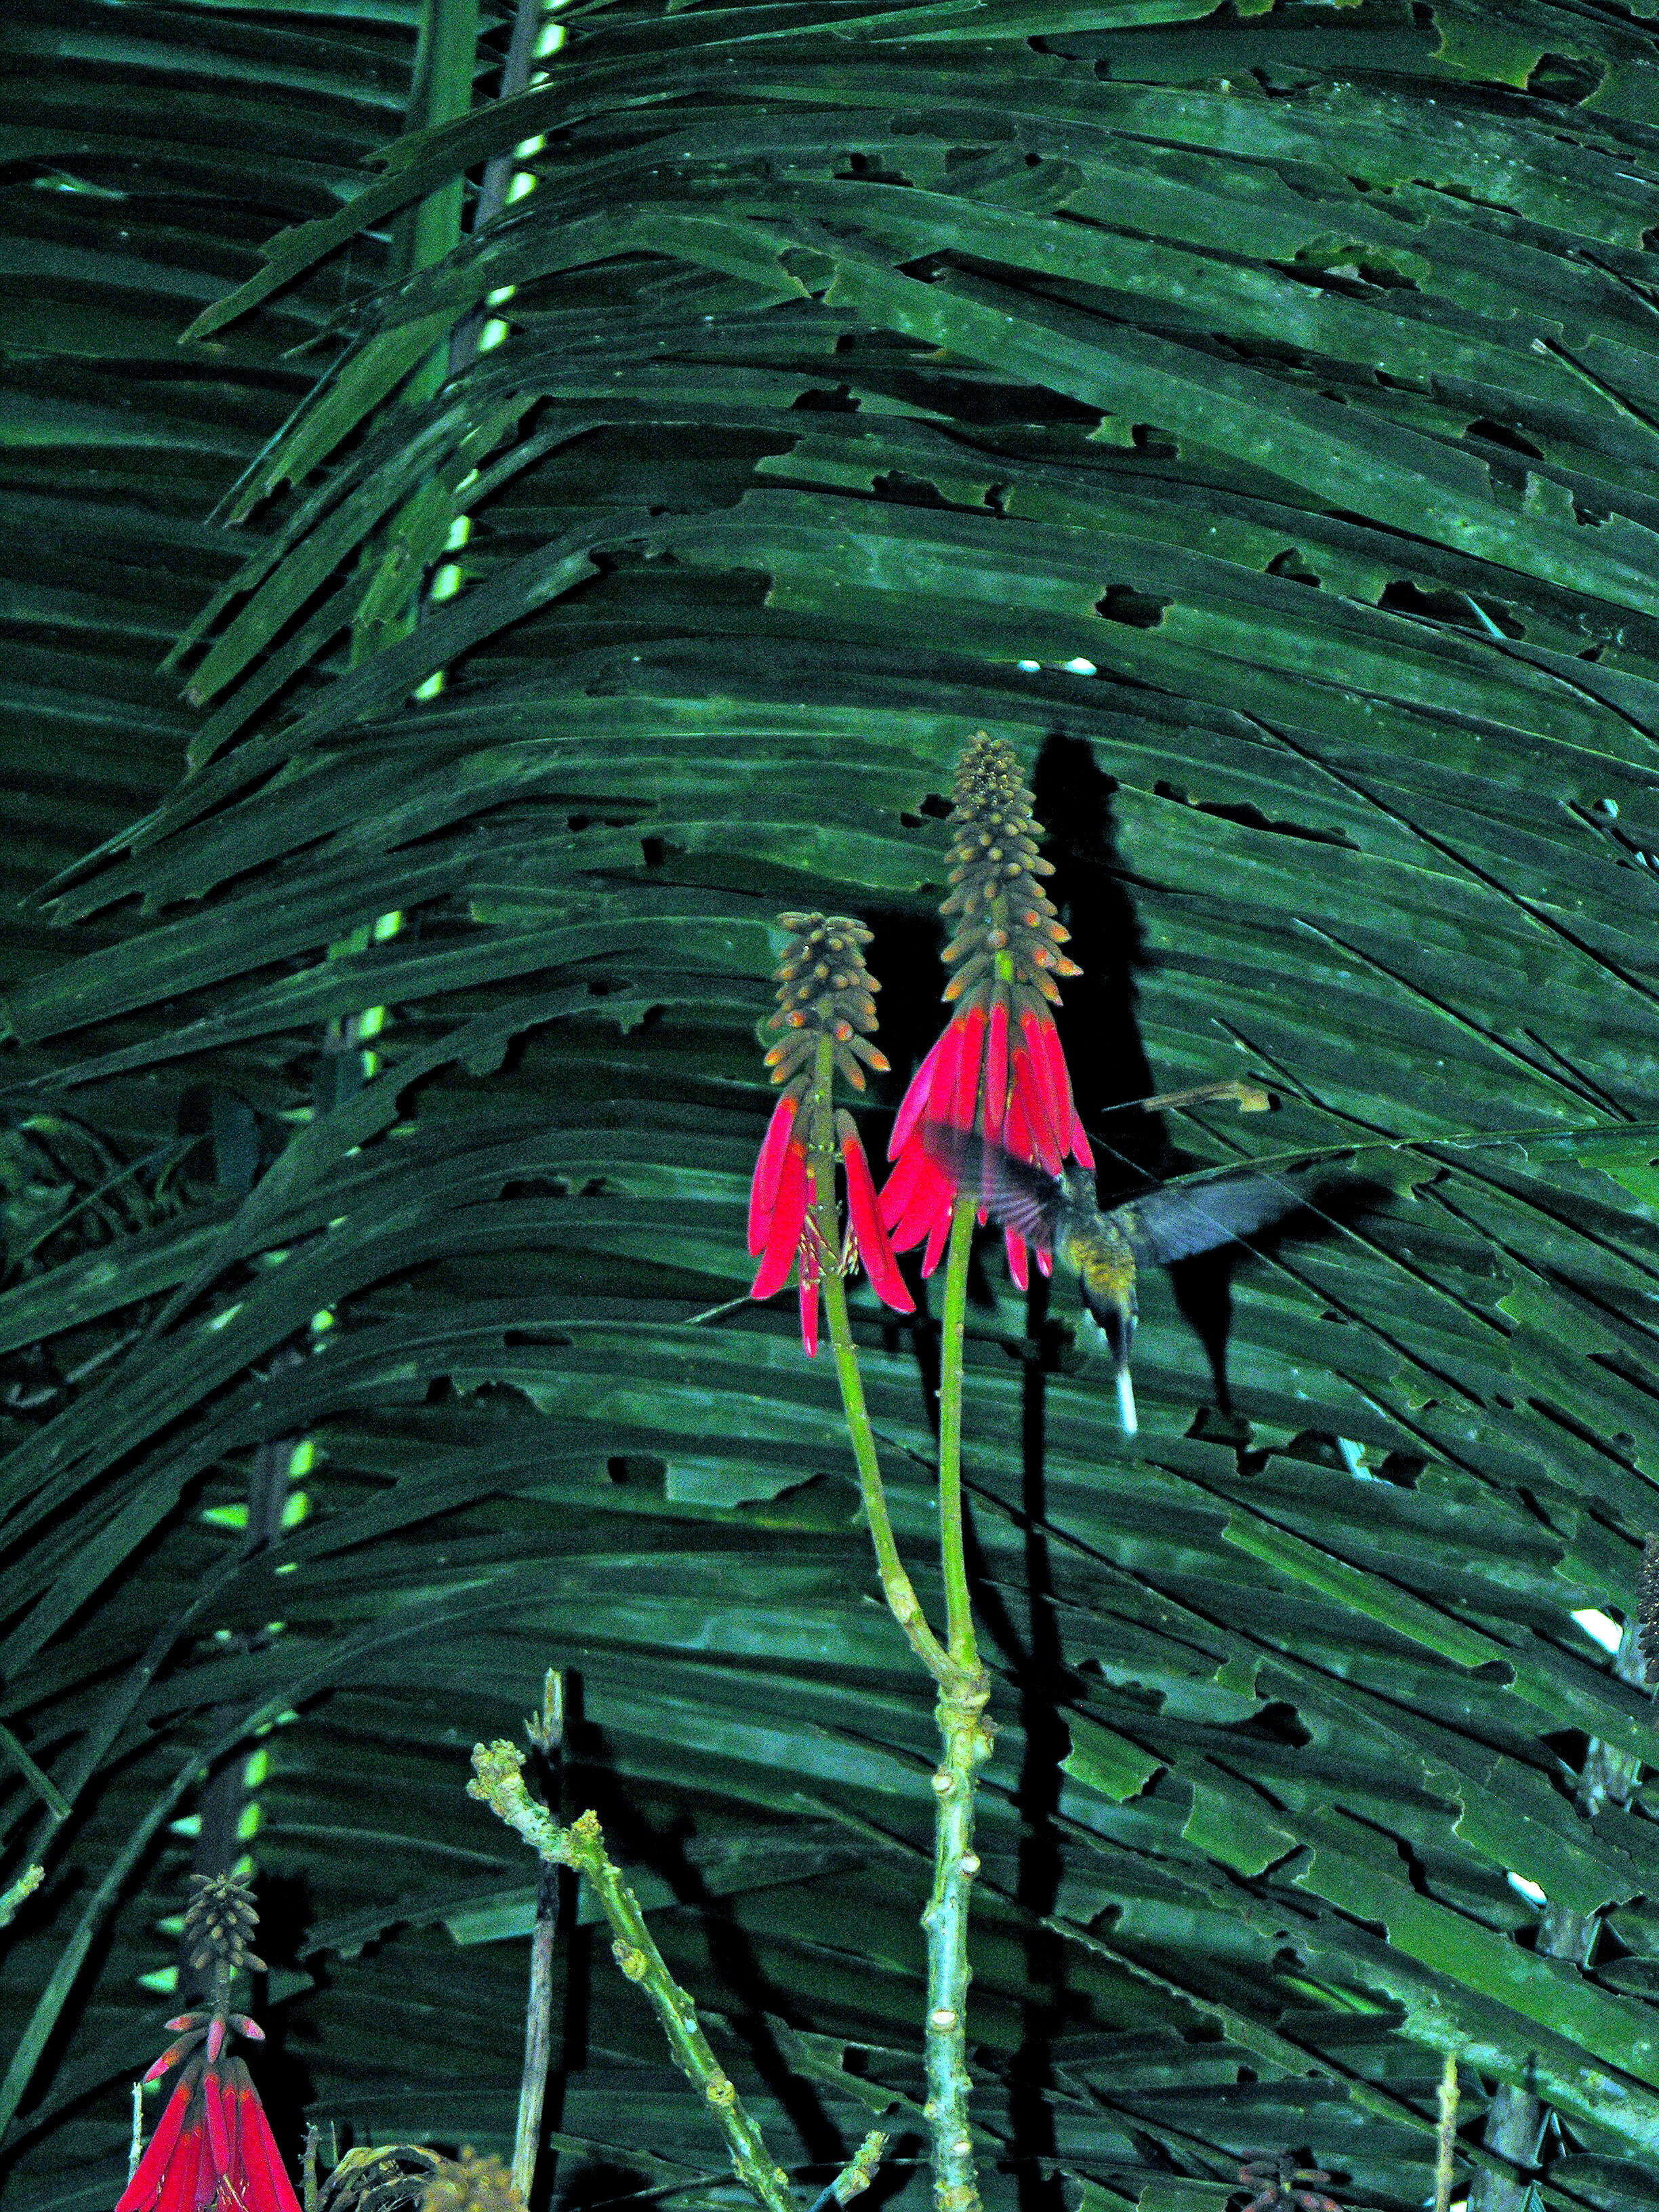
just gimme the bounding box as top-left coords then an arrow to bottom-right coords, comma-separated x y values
468,1742 -> 796,2212
1434,2054 -> 1460,2212
806,2131 -> 889,2212
0,1862 -> 42,1930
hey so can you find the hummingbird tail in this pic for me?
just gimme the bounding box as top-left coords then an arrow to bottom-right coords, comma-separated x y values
1115,1367 -> 1138,1437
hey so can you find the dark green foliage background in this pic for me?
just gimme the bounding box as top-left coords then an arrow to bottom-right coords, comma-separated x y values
6,3 -> 1659,2210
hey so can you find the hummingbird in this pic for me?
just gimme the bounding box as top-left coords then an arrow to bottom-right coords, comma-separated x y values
923,1122 -> 1313,1437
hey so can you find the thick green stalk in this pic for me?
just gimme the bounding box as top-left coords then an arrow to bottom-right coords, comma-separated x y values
922,1671 -> 991,2212
922,1195 -> 990,2212
470,1744 -> 796,2212
937,1197 -> 979,1667
804,1033 -> 988,2212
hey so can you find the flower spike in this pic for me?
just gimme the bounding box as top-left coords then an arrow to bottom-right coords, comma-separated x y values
880,735 -> 1093,1283
119,1877 -> 300,2212
747,914 -> 914,1351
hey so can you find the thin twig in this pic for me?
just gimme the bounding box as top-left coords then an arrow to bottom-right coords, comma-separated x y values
469,1743 -> 796,2212
512,1669 -> 565,2203
805,2133 -> 890,2212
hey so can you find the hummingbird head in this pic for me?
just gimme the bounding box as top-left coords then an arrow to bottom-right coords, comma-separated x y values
1059,1160 -> 1099,1212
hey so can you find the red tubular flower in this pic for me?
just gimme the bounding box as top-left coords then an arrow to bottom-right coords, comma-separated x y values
838,1117 -> 911,1311
880,735 -> 1092,1287
119,2035 -> 298,2212
747,914 -> 915,1351
748,1094 -> 809,1299
120,1874 -> 293,2212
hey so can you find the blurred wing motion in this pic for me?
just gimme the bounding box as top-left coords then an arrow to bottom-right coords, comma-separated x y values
920,1122 -> 1064,1254
1119,1173 -> 1305,1267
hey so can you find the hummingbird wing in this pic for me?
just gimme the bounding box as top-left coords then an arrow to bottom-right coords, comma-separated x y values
1117,1172 -> 1302,1267
921,1123 -> 1064,1255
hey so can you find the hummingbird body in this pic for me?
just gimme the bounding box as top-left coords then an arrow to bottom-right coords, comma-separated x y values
1042,1164 -> 1141,1429
924,1126 -> 1309,1436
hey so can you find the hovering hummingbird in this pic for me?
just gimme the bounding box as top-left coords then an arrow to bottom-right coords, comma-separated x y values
924,1123 -> 1313,1437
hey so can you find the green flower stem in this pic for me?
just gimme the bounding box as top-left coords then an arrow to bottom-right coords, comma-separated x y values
470,1743 -> 796,2212
921,1671 -> 992,2212
807,1028 -> 951,1682
821,1268 -> 950,1683
937,1197 -> 979,1669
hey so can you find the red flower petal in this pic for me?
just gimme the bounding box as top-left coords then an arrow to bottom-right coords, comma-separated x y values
750,1141 -> 808,1299
1070,1111 -> 1094,1169
1003,1085 -> 1032,1168
921,1208 -> 952,1276
155,2121 -> 203,2212
877,1139 -> 926,1231
203,2067 -> 232,2177
1036,1011 -> 1077,1139
918,1019 -> 968,1134
886,1149 -> 955,1253
230,2068 -> 302,2212
218,2067 -> 241,2187
117,2079 -> 194,2212
947,1004 -> 987,1129
1020,1008 -> 1065,1135
982,999 -> 1010,1143
747,1092 -> 800,1256
842,1130 -> 914,1313
1004,1227 -> 1029,1290
888,1030 -> 948,1160
144,2035 -> 197,2085
1010,1048 -> 1062,1173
